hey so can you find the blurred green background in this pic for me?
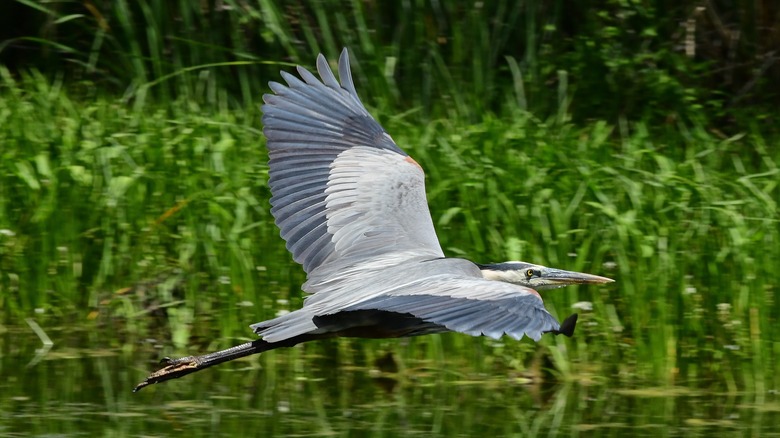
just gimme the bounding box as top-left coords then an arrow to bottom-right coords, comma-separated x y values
0,1 -> 779,435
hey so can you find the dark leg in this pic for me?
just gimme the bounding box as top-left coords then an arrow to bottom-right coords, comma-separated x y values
133,335 -> 320,392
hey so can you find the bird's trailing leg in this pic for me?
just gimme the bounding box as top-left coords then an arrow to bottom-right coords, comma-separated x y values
133,335 -> 320,392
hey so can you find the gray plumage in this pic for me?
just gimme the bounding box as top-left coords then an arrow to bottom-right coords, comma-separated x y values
133,49 -> 613,392
258,48 -> 563,342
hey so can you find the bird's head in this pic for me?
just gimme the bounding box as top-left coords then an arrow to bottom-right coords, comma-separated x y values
476,261 -> 614,291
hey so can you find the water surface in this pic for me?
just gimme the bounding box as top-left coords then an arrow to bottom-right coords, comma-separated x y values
1,328 -> 777,437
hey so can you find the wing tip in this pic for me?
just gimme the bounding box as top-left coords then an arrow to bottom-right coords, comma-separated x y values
557,313 -> 578,337
337,48 -> 360,99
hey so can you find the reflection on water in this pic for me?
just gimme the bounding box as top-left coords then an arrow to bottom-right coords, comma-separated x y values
1,328 -> 776,437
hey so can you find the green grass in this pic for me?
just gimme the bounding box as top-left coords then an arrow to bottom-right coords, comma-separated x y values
1,67 -> 778,392
5,0 -> 779,125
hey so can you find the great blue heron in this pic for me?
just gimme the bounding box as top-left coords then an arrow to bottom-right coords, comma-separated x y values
133,49 -> 613,392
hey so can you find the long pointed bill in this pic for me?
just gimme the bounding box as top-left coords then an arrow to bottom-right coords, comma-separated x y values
540,267 -> 614,287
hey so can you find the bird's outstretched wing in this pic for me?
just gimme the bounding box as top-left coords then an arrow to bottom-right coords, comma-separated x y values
252,257 -> 574,343
254,273 -> 570,342
262,48 -> 444,281
343,276 -> 569,341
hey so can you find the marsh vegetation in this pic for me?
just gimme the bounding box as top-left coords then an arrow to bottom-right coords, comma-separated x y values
1,1 -> 778,435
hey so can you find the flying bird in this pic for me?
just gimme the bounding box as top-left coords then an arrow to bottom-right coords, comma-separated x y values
134,49 -> 613,392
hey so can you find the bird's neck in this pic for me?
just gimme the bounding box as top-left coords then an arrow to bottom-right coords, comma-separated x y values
476,263 -> 526,284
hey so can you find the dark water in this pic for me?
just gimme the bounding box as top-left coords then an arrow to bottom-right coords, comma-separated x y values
1,328 -> 778,437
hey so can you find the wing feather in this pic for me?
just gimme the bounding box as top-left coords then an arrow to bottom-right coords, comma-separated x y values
346,289 -> 560,341
255,51 -> 569,346
253,258 -> 565,343
262,48 -> 443,278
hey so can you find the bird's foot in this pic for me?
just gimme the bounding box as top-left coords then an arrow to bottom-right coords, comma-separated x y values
133,356 -> 202,393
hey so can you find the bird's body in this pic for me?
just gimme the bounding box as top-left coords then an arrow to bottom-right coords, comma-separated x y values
133,49 -> 612,392
253,256 -> 563,343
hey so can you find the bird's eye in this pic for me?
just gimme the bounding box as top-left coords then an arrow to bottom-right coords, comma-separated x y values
525,269 -> 535,278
